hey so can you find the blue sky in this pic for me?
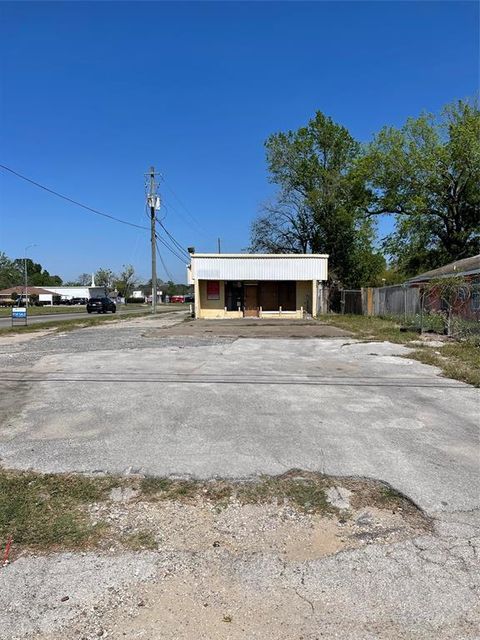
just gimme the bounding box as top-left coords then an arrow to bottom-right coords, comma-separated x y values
0,1 -> 478,283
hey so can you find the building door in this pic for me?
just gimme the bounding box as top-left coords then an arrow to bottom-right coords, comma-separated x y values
259,282 -> 278,311
278,281 -> 296,311
244,284 -> 259,317
225,282 -> 244,311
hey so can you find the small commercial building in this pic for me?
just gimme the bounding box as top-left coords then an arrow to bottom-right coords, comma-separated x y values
188,253 -> 328,319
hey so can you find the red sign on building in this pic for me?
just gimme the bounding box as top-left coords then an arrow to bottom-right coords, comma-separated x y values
207,281 -> 220,300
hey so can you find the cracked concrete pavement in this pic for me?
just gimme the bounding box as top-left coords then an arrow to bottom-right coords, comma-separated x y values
0,311 -> 479,638
0,313 -> 477,514
2,516 -> 479,639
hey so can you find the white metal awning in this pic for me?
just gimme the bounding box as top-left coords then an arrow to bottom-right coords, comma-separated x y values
189,254 -> 328,281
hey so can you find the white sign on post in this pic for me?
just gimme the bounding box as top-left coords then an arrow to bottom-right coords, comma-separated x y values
12,307 -> 27,326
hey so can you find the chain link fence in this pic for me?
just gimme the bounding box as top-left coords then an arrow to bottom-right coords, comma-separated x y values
327,278 -> 480,341
417,278 -> 480,340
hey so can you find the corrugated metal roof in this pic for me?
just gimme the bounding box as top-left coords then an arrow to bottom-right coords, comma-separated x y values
192,253 -> 329,258
191,254 -> 328,281
407,254 -> 480,283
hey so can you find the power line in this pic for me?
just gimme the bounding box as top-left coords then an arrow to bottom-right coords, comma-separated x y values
156,235 -> 187,263
0,163 -> 149,231
161,179 -> 211,238
146,199 -> 188,266
155,231 -> 188,264
157,219 -> 190,259
150,203 -> 189,263
155,243 -> 174,282
158,220 -> 188,254
161,194 -> 203,236
162,180 -> 203,227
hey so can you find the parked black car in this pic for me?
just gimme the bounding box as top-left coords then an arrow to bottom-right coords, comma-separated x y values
86,297 -> 116,314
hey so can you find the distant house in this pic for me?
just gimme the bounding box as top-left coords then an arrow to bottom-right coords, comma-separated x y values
188,253 -> 328,319
0,286 -> 58,305
407,255 -> 480,284
407,254 -> 480,320
0,284 -> 107,306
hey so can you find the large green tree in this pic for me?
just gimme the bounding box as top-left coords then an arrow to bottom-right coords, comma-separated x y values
94,267 -> 116,290
359,100 -> 480,276
115,264 -> 137,299
12,258 -> 62,286
0,253 -> 63,289
0,252 -> 22,289
250,111 -> 384,287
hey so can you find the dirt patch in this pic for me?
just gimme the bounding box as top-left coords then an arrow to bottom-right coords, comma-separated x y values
0,471 -> 455,640
143,318 -> 351,339
1,469 -> 430,564
45,570 -> 331,640
0,329 -> 53,345
89,497 -> 427,562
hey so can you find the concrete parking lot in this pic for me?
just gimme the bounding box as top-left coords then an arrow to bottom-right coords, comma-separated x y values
1,313 -> 477,514
0,311 -> 479,639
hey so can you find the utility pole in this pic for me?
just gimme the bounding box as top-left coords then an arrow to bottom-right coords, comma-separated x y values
217,237 -> 221,254
24,243 -> 37,309
147,167 -> 160,314
24,257 -> 28,309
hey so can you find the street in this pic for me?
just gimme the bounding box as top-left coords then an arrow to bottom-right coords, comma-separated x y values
0,306 -> 159,328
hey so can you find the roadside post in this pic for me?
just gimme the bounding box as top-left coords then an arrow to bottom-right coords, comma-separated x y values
12,306 -> 27,327
146,166 -> 161,315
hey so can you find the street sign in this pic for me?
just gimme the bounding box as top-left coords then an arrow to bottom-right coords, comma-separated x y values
12,307 -> 27,326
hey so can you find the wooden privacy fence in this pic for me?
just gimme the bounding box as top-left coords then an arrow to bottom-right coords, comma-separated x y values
367,285 -> 421,318
342,289 -> 363,314
325,284 -> 420,317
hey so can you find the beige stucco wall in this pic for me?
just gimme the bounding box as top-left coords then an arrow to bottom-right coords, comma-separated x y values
196,280 -> 317,319
296,281 -> 312,314
197,280 -> 225,318
199,279 -> 225,309
312,280 -> 318,317
259,310 -> 303,319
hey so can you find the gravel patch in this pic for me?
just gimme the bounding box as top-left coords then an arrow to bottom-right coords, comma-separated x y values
86,493 -> 428,560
